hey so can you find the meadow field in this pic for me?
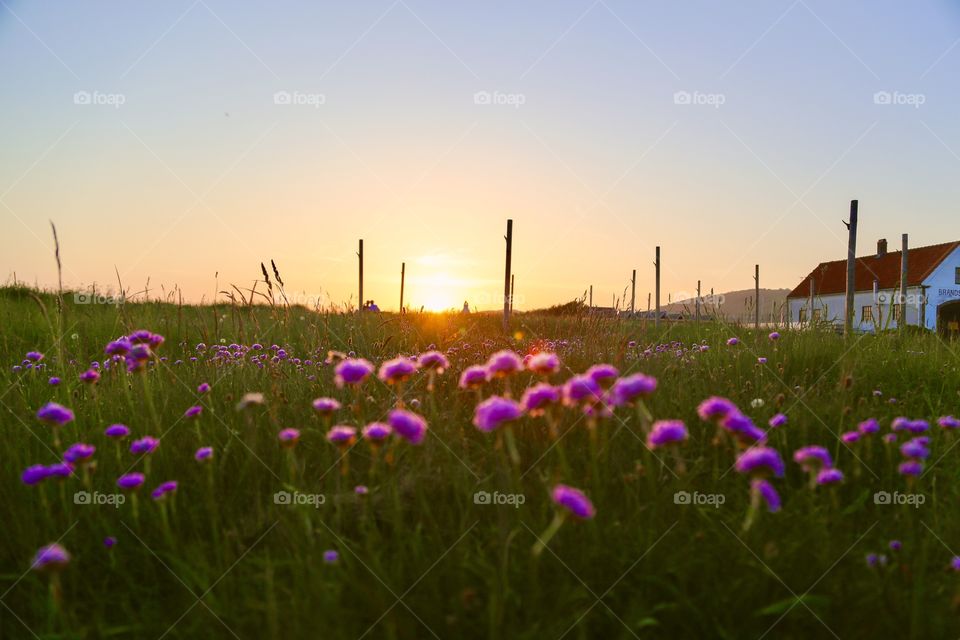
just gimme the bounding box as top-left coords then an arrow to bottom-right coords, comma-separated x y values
3,285 -> 960,639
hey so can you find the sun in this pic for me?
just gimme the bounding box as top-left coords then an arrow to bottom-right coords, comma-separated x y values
413,271 -> 461,312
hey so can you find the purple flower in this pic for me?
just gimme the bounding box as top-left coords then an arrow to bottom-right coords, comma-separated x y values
727,337 -> 740,346
486,350 -> 523,378
768,331 -> 780,341
197,382 -> 211,394
816,468 -> 844,485
104,424 -> 130,438
768,413 -> 788,429
889,540 -> 902,551
151,480 -> 178,500
25,351 -> 44,362
327,425 -> 357,445
21,464 -> 50,485
79,369 -> 100,384
951,556 -> 960,572
898,460 -> 923,477
793,446 -> 832,471
63,442 -> 95,463
858,418 -> 880,435
362,422 -> 392,442
551,484 -> 595,519
418,350 -> 450,373
840,431 -> 861,444
312,397 -> 341,415
900,438 -> 930,460
866,553 -> 880,568
184,405 -> 202,419
334,358 -> 374,387
473,396 -> 523,432
378,357 -> 418,384
278,428 -> 301,447
757,357 -> 768,365
891,417 -> 910,432
117,472 -> 145,491
586,364 -> 619,387
355,485 -> 369,495
195,446 -> 213,461
609,374 -> 657,406
562,375 -> 602,406
105,339 -> 132,356
721,413 -> 766,444
48,377 -> 60,386
46,462 -> 74,479
323,550 -> 339,564
526,352 -> 560,375
104,536 -> 117,549
938,415 -> 960,430
36,402 -> 74,427
520,383 -> 561,414
905,419 -> 929,434
882,433 -> 898,444
751,478 -> 781,512
130,436 -> 159,455
697,396 -> 737,422
32,543 -> 70,571
735,447 -> 785,477
458,365 -> 488,389
647,420 -> 688,449
388,409 -> 428,445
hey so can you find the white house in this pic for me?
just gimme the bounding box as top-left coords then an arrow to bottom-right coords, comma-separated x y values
786,239 -> 960,334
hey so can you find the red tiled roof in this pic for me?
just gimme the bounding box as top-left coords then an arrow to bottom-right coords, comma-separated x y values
787,241 -> 960,298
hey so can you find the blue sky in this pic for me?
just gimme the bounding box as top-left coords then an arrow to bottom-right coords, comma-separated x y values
2,0 -> 959,310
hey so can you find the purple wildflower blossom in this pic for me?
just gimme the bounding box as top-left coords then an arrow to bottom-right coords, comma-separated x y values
130,436 -> 159,455
105,339 -> 132,356
520,383 -> 561,414
898,460 -> 923,477
526,352 -> 560,375
609,373 -> 657,406
473,396 -> 523,432
327,425 -> 357,445
21,465 -> 50,485
889,540 -> 902,551
858,418 -> 880,435
938,415 -> 960,430
735,447 -> 785,477
104,536 -> 117,549
117,473 -> 145,491
36,402 -> 74,426
647,420 -> 688,449
768,413 -> 788,428
586,364 -> 619,387
25,351 -> 44,362
362,422 -> 392,442
951,557 -> 960,572
793,446 -> 832,470
63,443 -> 95,463
104,424 -> 130,438
841,431 -> 861,444
184,405 -> 202,419
418,350 -> 450,373
323,550 -> 339,564
46,462 -> 74,479
900,439 -> 930,460
751,478 -> 781,512
278,428 -> 301,446
334,358 -> 374,388
79,369 -> 100,384
195,446 -> 213,461
562,375 -> 602,406
197,382 -> 211,394
378,357 -> 418,384
768,331 -> 780,341
697,396 -> 737,422
727,337 -> 740,346
151,481 -> 178,500
388,409 -> 428,445
817,468 -> 844,485
48,377 -> 60,386
312,397 -> 341,415
551,484 -> 595,519
486,350 -> 523,378
32,544 -> 70,571
458,365 -> 488,389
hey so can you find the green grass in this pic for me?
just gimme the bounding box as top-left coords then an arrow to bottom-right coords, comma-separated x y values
2,285 -> 960,639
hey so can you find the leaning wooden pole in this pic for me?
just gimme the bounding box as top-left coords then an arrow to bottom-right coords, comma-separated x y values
655,246 -> 661,330
630,269 -> 636,315
754,264 -> 760,330
844,199 -> 858,337
503,219 -> 513,331
900,233 -> 909,329
510,273 -> 515,314
358,239 -> 364,312
400,262 -> 405,314
696,280 -> 701,325
589,285 -> 593,309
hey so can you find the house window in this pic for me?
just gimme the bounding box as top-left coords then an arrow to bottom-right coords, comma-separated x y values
862,306 -> 874,323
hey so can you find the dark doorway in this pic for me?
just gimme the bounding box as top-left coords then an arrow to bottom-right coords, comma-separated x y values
938,300 -> 960,337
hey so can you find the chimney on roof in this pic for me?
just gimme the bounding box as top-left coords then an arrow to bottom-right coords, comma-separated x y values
877,238 -> 887,257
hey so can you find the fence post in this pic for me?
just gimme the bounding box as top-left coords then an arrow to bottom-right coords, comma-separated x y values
900,233 -> 909,329
503,219 -> 513,331
844,200 -> 858,336
655,246 -> 661,330
358,239 -> 364,312
400,262 -> 405,314
754,264 -> 760,330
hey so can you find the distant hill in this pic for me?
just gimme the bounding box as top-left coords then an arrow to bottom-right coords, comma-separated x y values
662,288 -> 790,318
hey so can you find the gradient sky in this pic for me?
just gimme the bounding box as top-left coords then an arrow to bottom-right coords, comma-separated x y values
2,1 -> 959,311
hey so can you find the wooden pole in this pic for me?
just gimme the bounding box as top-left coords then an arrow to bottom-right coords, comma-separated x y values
358,239 -> 364,312
900,233 -> 909,328
589,285 -> 593,309
809,277 -> 815,325
754,264 -> 760,330
844,199 -> 858,337
510,273 -> 515,314
655,246 -> 661,330
503,219 -> 512,331
630,269 -> 636,315
400,262 -> 405,314
696,280 -> 701,325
